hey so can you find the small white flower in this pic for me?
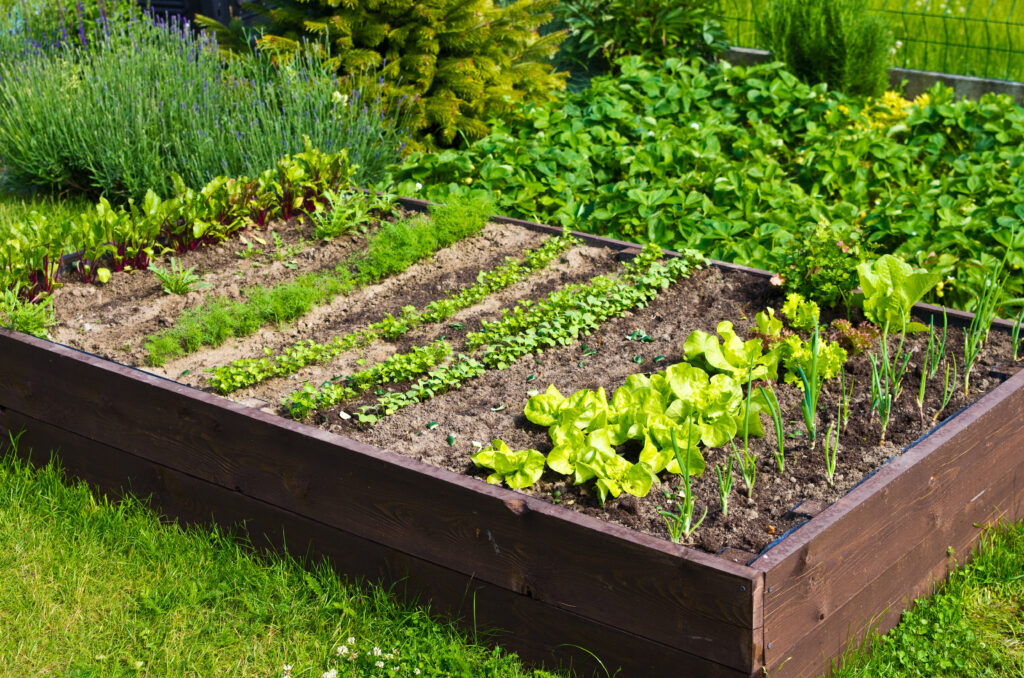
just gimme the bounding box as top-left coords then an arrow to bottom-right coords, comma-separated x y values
690,122 -> 700,130
337,645 -> 348,656
375,660 -> 385,668
384,653 -> 394,660
348,636 -> 356,645
414,182 -> 422,191
283,666 -> 292,672
322,670 -> 338,678
414,669 -> 421,675
372,646 -> 382,656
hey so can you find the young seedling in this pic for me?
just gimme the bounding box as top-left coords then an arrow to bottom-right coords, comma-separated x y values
963,258 -> 1005,395
868,319 -> 912,444
1012,306 -> 1023,362
933,355 -> 958,424
148,258 -> 202,295
915,323 -> 933,428
927,310 -> 948,380
757,384 -> 786,472
822,419 -> 839,486
715,455 -> 734,516
838,368 -> 854,432
795,320 -> 822,448
657,423 -> 707,543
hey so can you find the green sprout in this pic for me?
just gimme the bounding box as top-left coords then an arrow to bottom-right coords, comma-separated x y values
757,383 -> 786,473
148,258 -> 202,295
657,422 -> 707,543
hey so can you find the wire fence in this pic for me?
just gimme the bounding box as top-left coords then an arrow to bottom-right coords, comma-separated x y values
719,0 -> 1024,82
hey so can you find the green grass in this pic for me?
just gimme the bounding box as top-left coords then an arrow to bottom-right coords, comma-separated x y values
0,186 -> 92,235
719,0 -> 1024,82
0,441 -> 561,678
828,518 -> 1024,676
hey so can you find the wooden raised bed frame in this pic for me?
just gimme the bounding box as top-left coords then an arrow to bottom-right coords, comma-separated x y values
1,202 -> 1022,677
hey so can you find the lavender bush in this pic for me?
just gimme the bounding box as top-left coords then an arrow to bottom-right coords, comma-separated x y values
0,13 -> 410,200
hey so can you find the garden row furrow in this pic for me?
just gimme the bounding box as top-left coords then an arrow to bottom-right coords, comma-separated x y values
281,245 -> 705,420
143,198 -> 492,366
206,231 -> 577,394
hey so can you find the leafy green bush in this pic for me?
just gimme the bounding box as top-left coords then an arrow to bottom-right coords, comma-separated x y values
390,56 -> 1024,312
554,0 -> 727,72
756,0 -> 892,98
198,0 -> 565,149
0,14 -> 408,201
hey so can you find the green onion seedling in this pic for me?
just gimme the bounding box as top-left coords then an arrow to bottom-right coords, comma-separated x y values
1012,307 -> 1023,362
963,258 -> 1005,395
657,422 -> 707,543
868,319 -> 911,444
933,355 -> 958,424
838,369 -> 854,433
928,310 -> 948,380
757,384 -> 785,472
731,440 -> 757,500
795,320 -> 822,449
715,455 -> 734,516
916,331 -> 931,428
822,419 -> 839,486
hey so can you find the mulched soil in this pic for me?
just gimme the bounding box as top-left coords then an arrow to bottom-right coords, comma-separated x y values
48,221 -> 1024,558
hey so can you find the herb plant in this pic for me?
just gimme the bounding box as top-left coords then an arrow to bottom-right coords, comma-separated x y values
935,356 -> 959,424
823,420 -> 839,486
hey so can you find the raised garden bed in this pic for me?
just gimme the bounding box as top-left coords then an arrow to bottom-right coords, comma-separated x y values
2,200 -> 1022,677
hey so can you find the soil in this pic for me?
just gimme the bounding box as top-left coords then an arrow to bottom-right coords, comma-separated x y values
47,219 -> 1024,559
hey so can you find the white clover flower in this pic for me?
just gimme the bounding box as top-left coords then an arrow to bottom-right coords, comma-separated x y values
348,637 -> 356,645
414,669 -> 421,675
372,647 -> 382,656
414,182 -> 422,191
283,666 -> 292,672
375,660 -> 385,668
689,122 -> 700,130
322,670 -> 338,678
337,645 -> 348,656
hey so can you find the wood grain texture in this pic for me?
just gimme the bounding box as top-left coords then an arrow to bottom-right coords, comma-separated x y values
0,329 -> 762,672
756,368 -> 1024,672
765,466 -> 1023,677
0,407 -> 757,678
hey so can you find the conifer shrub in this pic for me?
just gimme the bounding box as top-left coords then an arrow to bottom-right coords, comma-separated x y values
757,0 -> 892,98
196,0 -> 566,149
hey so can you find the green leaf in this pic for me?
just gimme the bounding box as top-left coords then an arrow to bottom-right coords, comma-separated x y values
524,384 -> 566,426
857,255 -> 940,329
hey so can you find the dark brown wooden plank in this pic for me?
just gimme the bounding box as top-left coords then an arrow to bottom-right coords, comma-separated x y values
0,329 -> 762,672
0,407 -> 755,678
756,368 -> 1024,669
764,466 -> 1023,678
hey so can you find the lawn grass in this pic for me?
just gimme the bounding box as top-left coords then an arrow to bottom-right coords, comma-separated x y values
0,440 -> 562,678
829,518 -> 1024,676
720,0 -> 1024,82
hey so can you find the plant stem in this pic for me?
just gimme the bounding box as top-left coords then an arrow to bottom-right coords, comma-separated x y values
758,384 -> 785,472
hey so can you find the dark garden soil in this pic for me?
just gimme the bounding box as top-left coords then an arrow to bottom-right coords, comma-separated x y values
47,222 -> 1024,558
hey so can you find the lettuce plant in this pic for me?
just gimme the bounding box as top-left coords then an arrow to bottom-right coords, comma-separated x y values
683,321 -> 781,382
471,440 -> 546,490
856,255 -> 940,332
